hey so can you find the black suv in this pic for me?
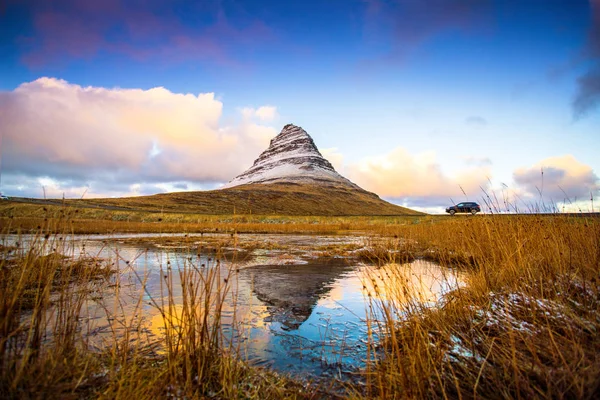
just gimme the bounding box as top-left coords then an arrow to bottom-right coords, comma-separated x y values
446,202 -> 481,215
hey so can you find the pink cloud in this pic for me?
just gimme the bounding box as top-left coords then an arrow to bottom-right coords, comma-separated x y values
20,11 -> 106,66
346,147 -> 491,200
15,0 -> 273,67
0,77 -> 276,193
362,0 -> 492,59
513,155 -> 599,203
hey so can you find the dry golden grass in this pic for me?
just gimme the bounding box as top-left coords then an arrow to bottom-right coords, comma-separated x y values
0,202 -> 432,234
1,202 -> 598,399
0,200 -> 424,234
1,181 -> 421,216
1,234 -> 111,398
0,231 -> 317,399
359,214 -> 600,399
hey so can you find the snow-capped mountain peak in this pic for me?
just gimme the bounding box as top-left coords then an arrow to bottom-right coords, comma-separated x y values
221,124 -> 358,189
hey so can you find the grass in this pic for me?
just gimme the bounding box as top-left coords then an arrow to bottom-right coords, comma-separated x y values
1,181 -> 421,216
0,234 -> 112,398
0,228 -> 316,399
0,200 -> 423,234
1,205 -> 599,398
360,214 -> 600,399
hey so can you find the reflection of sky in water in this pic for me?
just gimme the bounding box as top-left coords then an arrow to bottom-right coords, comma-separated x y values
5,233 -> 463,380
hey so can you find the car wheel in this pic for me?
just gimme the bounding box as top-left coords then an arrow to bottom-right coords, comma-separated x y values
449,210 -> 456,215
471,209 -> 478,215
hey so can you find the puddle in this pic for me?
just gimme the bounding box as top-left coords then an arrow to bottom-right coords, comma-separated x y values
3,233 -> 464,381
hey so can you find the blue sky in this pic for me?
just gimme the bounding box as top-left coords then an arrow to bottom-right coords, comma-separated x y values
0,0 -> 599,213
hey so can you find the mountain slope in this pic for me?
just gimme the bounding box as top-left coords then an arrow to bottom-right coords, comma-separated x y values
69,181 -> 419,216
151,181 -> 417,215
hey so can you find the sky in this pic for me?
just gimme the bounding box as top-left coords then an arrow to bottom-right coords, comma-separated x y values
0,0 -> 599,213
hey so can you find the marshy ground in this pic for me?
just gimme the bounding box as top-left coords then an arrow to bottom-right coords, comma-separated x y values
1,202 -> 599,399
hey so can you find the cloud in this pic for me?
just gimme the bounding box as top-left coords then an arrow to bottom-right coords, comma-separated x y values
573,0 -> 600,118
573,67 -> 600,118
362,0 -> 491,59
513,155 -> 599,202
254,106 -> 278,121
465,116 -> 488,126
0,77 -> 276,197
11,0 -> 272,67
462,156 -> 492,167
2,174 -> 209,200
346,147 -> 491,201
240,105 -> 278,121
338,150 -> 598,213
321,148 -> 345,173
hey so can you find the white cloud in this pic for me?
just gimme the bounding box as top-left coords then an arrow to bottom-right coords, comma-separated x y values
338,150 -> 599,213
321,147 -> 345,173
345,147 -> 491,200
255,106 -> 278,121
513,155 -> 599,205
0,77 -> 277,197
240,105 -> 278,121
462,156 -> 492,167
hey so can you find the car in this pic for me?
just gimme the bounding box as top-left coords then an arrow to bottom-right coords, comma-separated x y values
0,195 -> 8,200
446,202 -> 480,215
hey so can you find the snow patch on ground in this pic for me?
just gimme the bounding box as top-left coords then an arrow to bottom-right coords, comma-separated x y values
472,292 -> 566,334
440,289 -> 586,364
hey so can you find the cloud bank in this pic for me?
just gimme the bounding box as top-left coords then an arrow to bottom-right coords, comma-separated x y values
0,77 -> 275,197
346,147 -> 491,206
513,155 -> 599,203
11,0 -> 272,67
362,0 -> 491,59
341,148 -> 598,213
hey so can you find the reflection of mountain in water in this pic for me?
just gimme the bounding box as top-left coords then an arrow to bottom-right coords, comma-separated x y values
242,259 -> 352,330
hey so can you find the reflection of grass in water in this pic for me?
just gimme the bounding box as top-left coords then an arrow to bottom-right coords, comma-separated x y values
361,261 -> 464,305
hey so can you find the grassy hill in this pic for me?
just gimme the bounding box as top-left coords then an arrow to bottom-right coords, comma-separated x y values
44,182 -> 420,216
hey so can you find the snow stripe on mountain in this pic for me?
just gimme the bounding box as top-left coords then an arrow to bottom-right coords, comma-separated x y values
221,124 -> 359,189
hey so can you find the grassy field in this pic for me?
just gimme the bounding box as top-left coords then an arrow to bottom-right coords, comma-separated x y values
0,200 -> 424,234
0,181 -> 420,217
1,203 -> 598,399
361,213 -> 600,399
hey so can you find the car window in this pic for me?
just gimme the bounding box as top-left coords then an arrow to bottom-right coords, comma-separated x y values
457,203 -> 464,207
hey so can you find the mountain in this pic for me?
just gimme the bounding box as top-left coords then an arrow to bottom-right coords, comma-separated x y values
54,124 -> 421,216
195,123 -> 418,216
222,124 -> 359,189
